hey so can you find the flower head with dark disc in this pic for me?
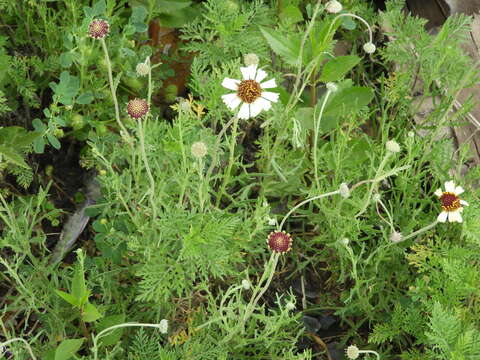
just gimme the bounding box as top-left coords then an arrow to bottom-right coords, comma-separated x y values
88,19 -> 110,39
126,98 -> 149,119
267,231 -> 292,253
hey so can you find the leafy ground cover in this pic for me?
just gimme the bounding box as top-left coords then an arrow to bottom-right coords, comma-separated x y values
1,0 -> 480,359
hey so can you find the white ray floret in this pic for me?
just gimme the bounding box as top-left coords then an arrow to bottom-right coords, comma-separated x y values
221,64 -> 279,120
435,180 -> 469,223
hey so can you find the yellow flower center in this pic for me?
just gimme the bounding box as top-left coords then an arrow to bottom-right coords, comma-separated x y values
237,80 -> 261,103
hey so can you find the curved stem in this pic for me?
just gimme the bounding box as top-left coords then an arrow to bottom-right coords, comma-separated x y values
92,323 -> 164,360
359,349 -> 380,359
278,190 -> 341,231
100,38 -> 129,139
327,13 -> 373,44
313,89 -> 332,189
206,116 -> 236,183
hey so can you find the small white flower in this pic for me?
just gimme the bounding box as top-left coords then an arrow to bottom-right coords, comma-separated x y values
159,319 -> 168,334
340,238 -> 349,246
435,180 -> 469,223
191,141 -> 208,158
389,231 -> 403,243
408,131 -> 415,138
242,279 -> 251,290
363,42 -> 376,54
267,216 -> 277,226
339,183 -> 350,198
372,193 -> 381,202
346,345 -> 360,359
221,64 -> 279,120
386,140 -> 400,153
285,302 -> 295,311
326,0 -> 342,13
136,62 -> 150,77
243,53 -> 259,66
326,82 -> 338,92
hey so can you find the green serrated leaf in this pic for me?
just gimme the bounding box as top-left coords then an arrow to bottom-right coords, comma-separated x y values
320,55 -> 361,82
76,93 -> 94,105
55,338 -> 84,360
279,5 -> 303,24
0,145 -> 28,168
324,86 -> 374,118
72,263 -> 88,307
92,0 -> 106,16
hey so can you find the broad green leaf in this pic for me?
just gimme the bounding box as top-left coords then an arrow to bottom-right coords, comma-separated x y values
56,290 -> 80,307
0,145 -> 28,168
96,314 -> 126,346
33,137 -> 46,154
324,86 -> 374,118
54,338 -> 84,360
76,93 -> 94,105
279,5 -> 303,24
157,5 -> 199,28
49,72 -> 80,105
260,27 -> 300,66
130,6 -> 148,32
320,55 -> 361,82
32,118 -> 47,131
92,0 -> 106,16
156,0 -> 192,13
59,52 -> 73,68
47,134 -> 61,150
72,263 -> 88,306
82,302 -> 103,322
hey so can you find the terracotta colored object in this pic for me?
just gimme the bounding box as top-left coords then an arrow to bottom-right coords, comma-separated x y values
148,20 -> 193,105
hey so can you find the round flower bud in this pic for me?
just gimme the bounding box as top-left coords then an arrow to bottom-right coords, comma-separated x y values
363,42 -> 376,54
267,231 -> 292,253
88,19 -> 110,39
326,82 -> 338,93
241,279 -> 251,290
243,53 -> 259,66
339,183 -> 350,198
158,319 -> 168,334
408,131 -> 415,138
346,345 -> 360,359
285,302 -> 295,311
136,62 -> 150,77
340,238 -> 349,246
126,98 -> 149,119
191,141 -> 208,158
326,0 -> 342,14
389,231 -> 404,243
372,193 -> 381,202
386,140 -> 400,153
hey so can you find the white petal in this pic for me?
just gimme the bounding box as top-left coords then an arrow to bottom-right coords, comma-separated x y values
221,93 -> 242,110
448,210 -> 463,223
454,186 -> 465,195
240,64 -> 257,80
260,78 -> 277,89
261,91 -> 279,103
222,78 -> 240,90
237,102 -> 250,119
255,68 -> 268,83
437,211 -> 448,223
460,200 -> 469,206
250,100 -> 264,117
444,181 -> 455,193
434,189 -> 443,197
256,97 -> 272,112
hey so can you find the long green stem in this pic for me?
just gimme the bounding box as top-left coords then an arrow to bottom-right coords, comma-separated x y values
100,38 -> 129,139
399,220 -> 439,242
313,89 -> 332,190
137,118 -> 156,218
216,115 -> 239,207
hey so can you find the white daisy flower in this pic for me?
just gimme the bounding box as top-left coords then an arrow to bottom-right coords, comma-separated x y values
434,180 -> 469,223
221,64 -> 279,120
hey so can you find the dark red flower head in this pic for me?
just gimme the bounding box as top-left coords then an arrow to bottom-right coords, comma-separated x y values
126,98 -> 149,119
267,231 -> 292,253
88,19 -> 110,39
